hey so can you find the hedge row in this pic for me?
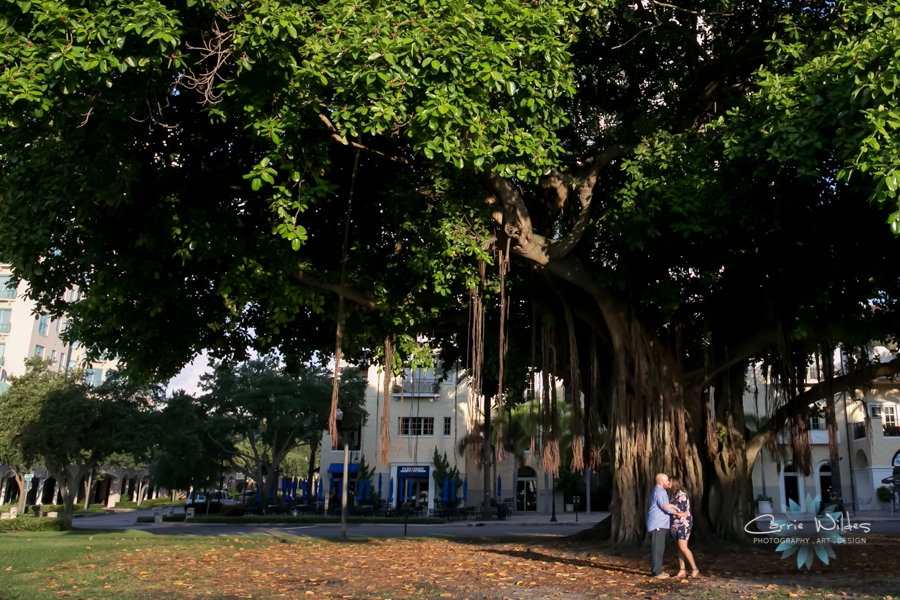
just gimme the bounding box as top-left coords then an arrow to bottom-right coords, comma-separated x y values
0,518 -> 70,532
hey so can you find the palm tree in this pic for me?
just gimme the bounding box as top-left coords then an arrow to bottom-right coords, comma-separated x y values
492,402 -> 538,513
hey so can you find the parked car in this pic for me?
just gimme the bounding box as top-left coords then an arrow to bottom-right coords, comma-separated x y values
185,490 -> 239,511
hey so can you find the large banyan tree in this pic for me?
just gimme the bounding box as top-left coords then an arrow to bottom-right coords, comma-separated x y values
3,0 -> 900,543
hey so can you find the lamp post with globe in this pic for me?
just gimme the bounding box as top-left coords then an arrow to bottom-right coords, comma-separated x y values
336,408 -> 350,540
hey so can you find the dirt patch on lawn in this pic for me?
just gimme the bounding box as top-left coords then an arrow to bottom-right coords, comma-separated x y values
40,535 -> 900,599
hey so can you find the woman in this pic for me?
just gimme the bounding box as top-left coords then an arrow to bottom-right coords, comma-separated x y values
665,479 -> 699,578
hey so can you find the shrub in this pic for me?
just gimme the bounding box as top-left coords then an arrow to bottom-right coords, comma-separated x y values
220,504 -> 247,517
0,517 -> 70,533
876,486 -> 894,503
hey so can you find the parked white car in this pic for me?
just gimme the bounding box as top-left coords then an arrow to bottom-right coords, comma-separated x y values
186,490 -> 239,507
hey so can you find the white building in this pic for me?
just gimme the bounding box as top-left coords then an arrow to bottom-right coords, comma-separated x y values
319,362 -> 570,515
743,351 -> 900,513
0,264 -> 151,509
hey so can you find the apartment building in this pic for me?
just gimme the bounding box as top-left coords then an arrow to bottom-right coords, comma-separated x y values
0,264 -> 149,509
744,351 -> 900,514
320,363 -> 563,514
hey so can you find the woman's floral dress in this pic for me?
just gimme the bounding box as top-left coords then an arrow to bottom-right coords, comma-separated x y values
670,490 -> 692,541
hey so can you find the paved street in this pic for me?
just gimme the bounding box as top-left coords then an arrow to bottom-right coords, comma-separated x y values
71,507 -> 608,538
69,506 -> 900,539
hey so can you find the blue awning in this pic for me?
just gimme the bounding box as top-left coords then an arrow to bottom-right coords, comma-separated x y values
327,463 -> 361,475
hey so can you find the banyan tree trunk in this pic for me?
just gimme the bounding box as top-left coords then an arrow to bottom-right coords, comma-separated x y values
705,363 -> 755,541
604,307 -> 704,545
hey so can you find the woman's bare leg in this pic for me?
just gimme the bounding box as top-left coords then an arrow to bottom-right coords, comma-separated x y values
677,539 -> 698,575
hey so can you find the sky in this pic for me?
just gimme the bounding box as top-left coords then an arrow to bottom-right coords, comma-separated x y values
165,351 -> 210,396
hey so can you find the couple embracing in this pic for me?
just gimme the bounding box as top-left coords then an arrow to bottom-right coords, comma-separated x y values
646,473 -> 700,579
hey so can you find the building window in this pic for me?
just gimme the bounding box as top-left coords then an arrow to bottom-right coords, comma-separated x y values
0,342 -> 5,366
443,417 -> 452,436
336,425 -> 361,451
392,367 -> 442,396
85,368 -> 102,387
0,308 -> 11,334
885,406 -> 897,428
870,403 -> 884,418
34,345 -> 45,358
399,417 -> 434,436
50,349 -> 56,364
55,318 -> 62,333
58,354 -> 65,372
0,275 -> 15,299
37,314 -> 49,335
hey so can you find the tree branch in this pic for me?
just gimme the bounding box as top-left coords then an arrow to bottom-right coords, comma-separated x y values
745,359 -> 900,463
684,323 -> 780,390
484,145 -> 632,265
317,114 -> 410,164
295,269 -> 380,311
658,21 -> 711,62
547,144 -> 633,260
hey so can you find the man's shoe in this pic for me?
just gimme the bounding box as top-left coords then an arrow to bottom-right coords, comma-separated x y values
652,573 -> 670,579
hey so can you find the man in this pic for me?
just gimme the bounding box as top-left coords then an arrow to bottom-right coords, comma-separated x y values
647,472 -> 677,578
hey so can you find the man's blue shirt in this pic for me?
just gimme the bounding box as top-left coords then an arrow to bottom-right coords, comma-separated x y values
647,485 -> 672,531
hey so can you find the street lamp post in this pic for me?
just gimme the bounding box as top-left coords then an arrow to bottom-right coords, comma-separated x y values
336,408 -> 349,541
550,475 -> 557,523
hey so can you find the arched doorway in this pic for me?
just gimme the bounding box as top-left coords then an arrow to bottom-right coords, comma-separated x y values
516,466 -> 537,512
781,463 -> 805,512
40,479 -> 57,505
817,463 -> 833,507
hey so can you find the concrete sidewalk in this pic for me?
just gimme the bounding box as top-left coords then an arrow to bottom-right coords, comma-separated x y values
70,507 -> 608,528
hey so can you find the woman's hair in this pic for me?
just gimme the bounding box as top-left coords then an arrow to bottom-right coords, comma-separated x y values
668,478 -> 686,498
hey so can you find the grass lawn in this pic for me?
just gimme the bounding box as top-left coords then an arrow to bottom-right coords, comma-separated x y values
1,530 -> 898,600
0,530 -> 274,600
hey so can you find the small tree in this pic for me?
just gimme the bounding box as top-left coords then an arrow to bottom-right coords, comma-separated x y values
432,449 -> 463,506
150,391 -> 225,503
1,359 -> 156,523
200,356 -> 366,513
0,437 -> 33,516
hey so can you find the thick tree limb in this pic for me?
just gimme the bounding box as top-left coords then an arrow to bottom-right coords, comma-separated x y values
744,359 -> 900,462
684,323 -> 780,390
484,144 -> 631,265
295,270 -> 380,312
548,145 -> 632,260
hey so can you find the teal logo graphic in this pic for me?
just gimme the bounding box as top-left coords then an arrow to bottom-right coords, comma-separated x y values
773,494 -> 844,569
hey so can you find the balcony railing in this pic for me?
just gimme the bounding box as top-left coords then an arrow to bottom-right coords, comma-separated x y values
852,422 -> 866,440
0,323 -> 9,334
884,425 -> 900,438
392,378 -> 440,396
